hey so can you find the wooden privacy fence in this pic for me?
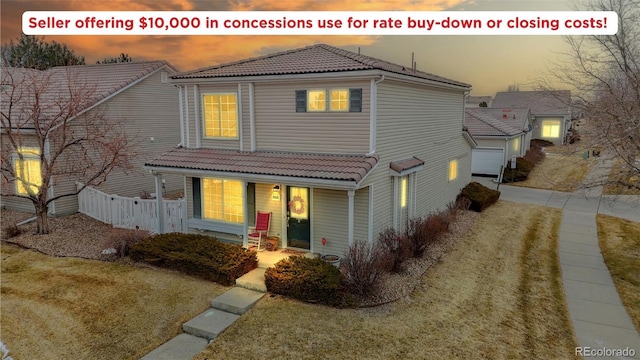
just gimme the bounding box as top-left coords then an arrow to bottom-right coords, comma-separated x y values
76,183 -> 186,233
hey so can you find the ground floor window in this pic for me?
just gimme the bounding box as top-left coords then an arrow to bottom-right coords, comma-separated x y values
394,174 -> 415,230
14,147 -> 42,195
448,159 -> 458,181
513,137 -> 520,152
202,178 -> 244,223
542,120 -> 561,138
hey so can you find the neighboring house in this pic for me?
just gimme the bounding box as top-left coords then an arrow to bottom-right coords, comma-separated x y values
1,61 -> 182,215
492,90 -> 571,145
465,95 -> 492,108
145,43 -> 474,256
465,107 -> 533,176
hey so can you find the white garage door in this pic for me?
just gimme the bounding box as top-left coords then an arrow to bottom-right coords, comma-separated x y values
472,148 -> 504,176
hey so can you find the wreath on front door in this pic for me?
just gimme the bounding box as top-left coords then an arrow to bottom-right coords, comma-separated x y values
288,195 -> 306,215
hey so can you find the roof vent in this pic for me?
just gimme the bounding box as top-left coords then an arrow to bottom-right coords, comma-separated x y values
502,114 -> 508,119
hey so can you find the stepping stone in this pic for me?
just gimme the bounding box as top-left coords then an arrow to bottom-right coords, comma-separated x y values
211,287 -> 265,315
140,333 -> 208,360
235,268 -> 267,293
182,309 -> 240,341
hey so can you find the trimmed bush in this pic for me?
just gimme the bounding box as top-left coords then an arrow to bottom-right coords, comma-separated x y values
100,228 -> 150,261
531,139 -> 555,148
523,145 -> 546,166
130,233 -> 257,286
457,182 -> 500,212
342,240 -> 389,297
265,256 -> 347,306
502,157 -> 534,183
2,223 -> 21,240
378,228 -> 412,273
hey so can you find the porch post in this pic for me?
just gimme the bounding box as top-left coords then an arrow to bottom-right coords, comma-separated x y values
155,173 -> 164,234
242,181 -> 248,248
347,190 -> 355,246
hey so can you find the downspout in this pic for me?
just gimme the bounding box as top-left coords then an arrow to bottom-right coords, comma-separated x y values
347,190 -> 355,246
368,75 -> 385,156
184,85 -> 190,148
249,82 -> 256,151
177,85 -> 184,146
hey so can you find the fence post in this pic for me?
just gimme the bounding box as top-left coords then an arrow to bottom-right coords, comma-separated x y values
154,173 -> 164,234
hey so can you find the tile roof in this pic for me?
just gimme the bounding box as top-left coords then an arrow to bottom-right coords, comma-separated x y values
469,107 -> 531,131
146,147 -> 379,184
465,109 -> 524,137
389,157 -> 424,174
1,61 -> 177,129
492,91 -> 571,115
173,44 -> 470,88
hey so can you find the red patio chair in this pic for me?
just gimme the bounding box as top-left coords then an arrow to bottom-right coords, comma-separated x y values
247,211 -> 271,251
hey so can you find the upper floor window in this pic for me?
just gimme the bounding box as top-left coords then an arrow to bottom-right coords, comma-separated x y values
14,147 -> 41,195
296,88 -> 362,113
203,94 -> 238,138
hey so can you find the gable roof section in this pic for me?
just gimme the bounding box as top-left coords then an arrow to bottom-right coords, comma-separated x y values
1,61 -> 178,129
469,107 -> 531,131
146,147 -> 378,188
492,90 -> 570,115
173,43 -> 470,88
465,109 -> 524,137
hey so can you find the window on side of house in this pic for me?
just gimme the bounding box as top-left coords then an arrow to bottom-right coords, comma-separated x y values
448,159 -> 458,181
513,137 -> 520,152
395,174 -> 415,230
201,178 -> 244,223
541,120 -> 560,138
202,94 -> 238,138
296,88 -> 362,112
14,147 -> 42,195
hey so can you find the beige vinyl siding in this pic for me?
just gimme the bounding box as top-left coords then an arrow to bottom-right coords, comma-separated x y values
254,183 -> 283,247
365,79 -> 471,237
186,84 -> 242,150
312,188 -> 348,256
353,188 -> 369,243
253,80 -> 370,154
241,83 -> 251,151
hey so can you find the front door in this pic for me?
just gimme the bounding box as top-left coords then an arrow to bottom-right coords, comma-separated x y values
287,186 -> 310,250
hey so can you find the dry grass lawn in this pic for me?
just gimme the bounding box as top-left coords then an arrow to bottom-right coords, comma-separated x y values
603,159 -> 640,195
511,152 -> 592,192
194,202 -> 577,360
597,215 -> 640,331
0,244 -> 229,359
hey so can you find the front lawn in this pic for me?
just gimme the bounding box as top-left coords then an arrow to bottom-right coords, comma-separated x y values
597,215 -> 640,331
194,202 -> 577,359
0,244 -> 228,360
510,152 -> 592,192
603,159 -> 640,195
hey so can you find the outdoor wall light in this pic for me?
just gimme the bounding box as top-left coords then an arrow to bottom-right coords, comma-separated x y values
272,185 -> 280,192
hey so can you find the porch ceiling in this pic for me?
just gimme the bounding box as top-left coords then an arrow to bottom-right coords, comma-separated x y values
145,147 -> 378,185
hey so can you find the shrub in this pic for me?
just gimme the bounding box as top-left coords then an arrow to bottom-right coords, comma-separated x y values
457,182 -> 501,212
531,139 -> 555,148
265,256 -> 346,306
342,240 -> 389,296
130,233 -> 257,286
523,145 -> 546,166
378,228 -> 412,273
2,223 -> 21,240
502,157 -> 534,183
100,228 -> 150,261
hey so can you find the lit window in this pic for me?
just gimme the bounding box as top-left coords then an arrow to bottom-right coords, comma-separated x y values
400,177 -> 407,208
513,137 -> 520,152
202,178 -> 243,223
307,90 -> 326,112
542,120 -> 560,138
203,94 -> 237,138
330,89 -> 348,111
15,147 -> 41,195
448,159 -> 458,181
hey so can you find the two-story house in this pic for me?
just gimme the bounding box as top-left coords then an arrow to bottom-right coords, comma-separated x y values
146,44 -> 473,256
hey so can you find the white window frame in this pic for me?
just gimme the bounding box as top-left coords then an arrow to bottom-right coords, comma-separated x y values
13,147 -> 42,195
202,93 -> 239,139
201,178 -> 244,224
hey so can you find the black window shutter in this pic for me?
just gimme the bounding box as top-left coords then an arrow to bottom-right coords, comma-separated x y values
349,88 -> 362,112
295,90 -> 307,112
192,177 -> 201,219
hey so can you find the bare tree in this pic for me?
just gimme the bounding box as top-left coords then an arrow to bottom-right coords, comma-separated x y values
545,0 -> 639,190
1,68 -> 136,234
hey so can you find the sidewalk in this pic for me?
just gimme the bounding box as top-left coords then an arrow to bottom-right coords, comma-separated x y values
474,156 -> 640,359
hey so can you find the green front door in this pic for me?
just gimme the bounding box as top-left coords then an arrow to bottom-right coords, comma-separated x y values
287,186 -> 310,250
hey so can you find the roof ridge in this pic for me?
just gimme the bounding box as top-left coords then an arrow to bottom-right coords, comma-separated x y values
466,109 -> 521,136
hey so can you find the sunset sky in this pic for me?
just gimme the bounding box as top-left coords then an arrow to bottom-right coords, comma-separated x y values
1,0 -> 582,95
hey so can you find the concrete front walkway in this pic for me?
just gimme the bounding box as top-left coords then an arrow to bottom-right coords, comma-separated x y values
473,157 -> 640,359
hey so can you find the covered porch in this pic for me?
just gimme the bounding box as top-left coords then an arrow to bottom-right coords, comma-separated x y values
145,147 -> 378,256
